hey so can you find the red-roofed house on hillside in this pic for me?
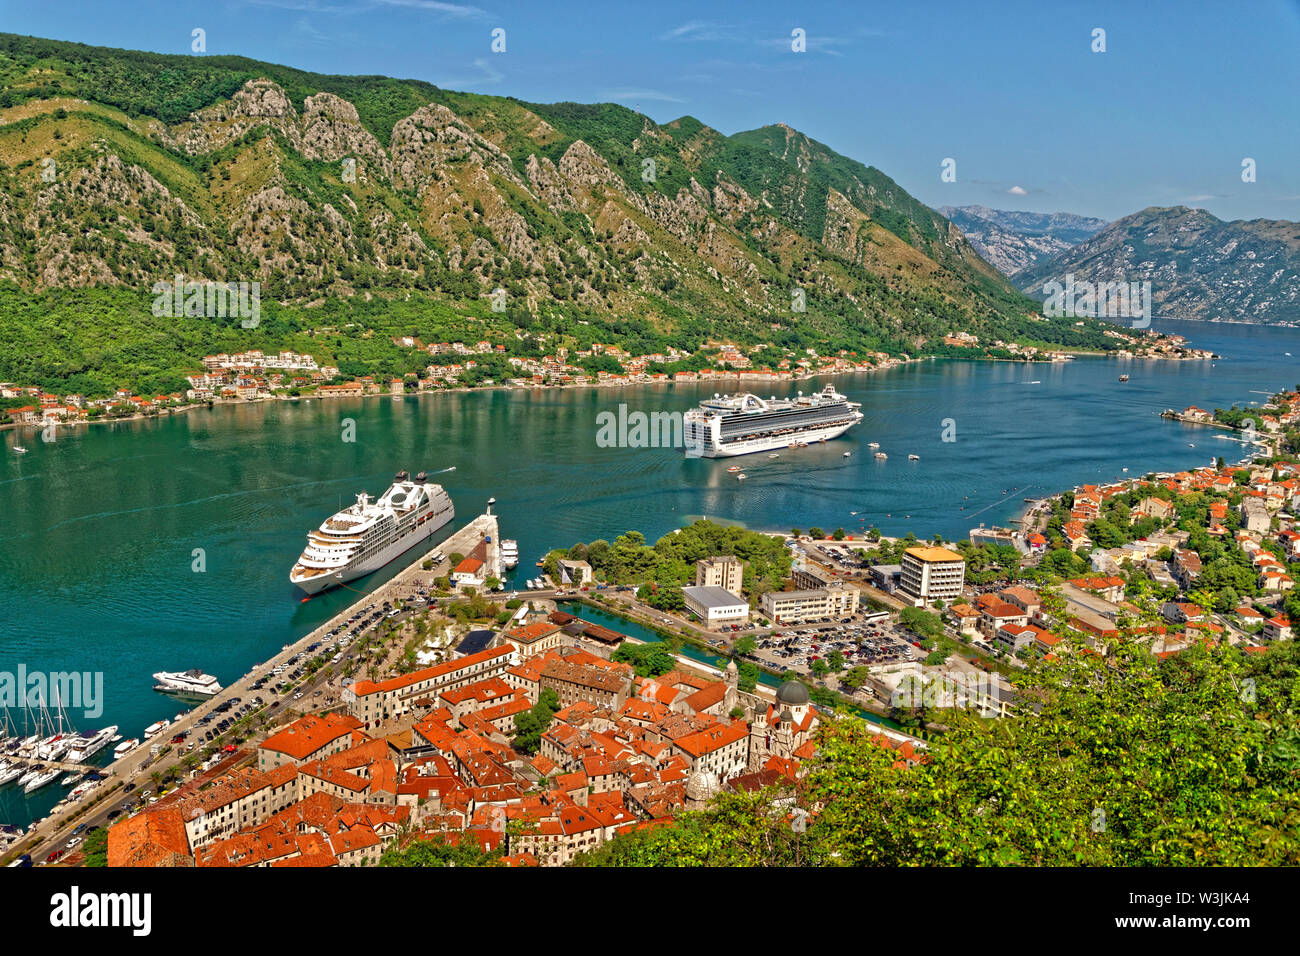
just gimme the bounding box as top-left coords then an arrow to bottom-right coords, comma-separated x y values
1264,616 -> 1293,642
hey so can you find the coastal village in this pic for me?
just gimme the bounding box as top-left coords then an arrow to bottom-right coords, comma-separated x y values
1,319 -> 1209,431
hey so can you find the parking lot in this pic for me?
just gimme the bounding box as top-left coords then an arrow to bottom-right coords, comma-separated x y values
742,616 -> 920,676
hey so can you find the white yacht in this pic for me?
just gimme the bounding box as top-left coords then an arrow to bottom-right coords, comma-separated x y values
66,725 -> 120,763
24,767 -> 61,793
153,669 -> 221,697
682,385 -> 863,458
500,539 -> 519,569
113,738 -> 140,759
143,719 -> 170,739
291,471 -> 455,595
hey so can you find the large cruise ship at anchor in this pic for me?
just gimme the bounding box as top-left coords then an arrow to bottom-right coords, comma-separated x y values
290,471 -> 455,594
683,385 -> 864,457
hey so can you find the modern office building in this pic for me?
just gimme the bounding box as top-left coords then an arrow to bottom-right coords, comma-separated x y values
760,582 -> 859,624
682,585 -> 751,629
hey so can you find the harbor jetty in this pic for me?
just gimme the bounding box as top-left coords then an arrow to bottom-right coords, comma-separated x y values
6,507 -> 501,863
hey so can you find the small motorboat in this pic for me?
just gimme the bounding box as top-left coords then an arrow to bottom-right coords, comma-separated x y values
11,446 -> 26,454
874,452 -> 887,460
736,473 -> 747,480
868,442 -> 880,449
768,454 -> 780,459
843,452 -> 851,458
727,465 -> 741,473
909,454 -> 920,461
1119,374 -> 1129,382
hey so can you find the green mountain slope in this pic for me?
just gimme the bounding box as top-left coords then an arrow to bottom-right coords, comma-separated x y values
0,33 -> 1131,396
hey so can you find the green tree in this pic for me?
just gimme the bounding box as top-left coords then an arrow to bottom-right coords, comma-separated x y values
512,687 -> 561,753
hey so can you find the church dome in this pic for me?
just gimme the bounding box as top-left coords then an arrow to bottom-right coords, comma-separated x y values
685,767 -> 720,802
776,680 -> 810,706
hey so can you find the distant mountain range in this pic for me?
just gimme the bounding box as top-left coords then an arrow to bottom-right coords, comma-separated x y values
938,205 -> 1108,276
1014,206 -> 1300,324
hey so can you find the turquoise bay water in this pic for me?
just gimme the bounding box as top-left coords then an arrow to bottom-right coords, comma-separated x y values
2,317 -> 1298,825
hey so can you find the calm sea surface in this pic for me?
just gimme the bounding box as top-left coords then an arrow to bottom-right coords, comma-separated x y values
2,317 -> 1298,825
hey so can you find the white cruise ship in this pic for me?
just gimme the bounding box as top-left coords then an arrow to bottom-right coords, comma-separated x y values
683,385 -> 864,458
153,670 -> 221,697
291,471 -> 454,595
500,539 -> 519,569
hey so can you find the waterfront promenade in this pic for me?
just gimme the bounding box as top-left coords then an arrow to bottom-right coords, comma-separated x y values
5,509 -> 500,864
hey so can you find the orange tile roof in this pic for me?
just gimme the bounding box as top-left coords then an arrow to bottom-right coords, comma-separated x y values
260,713 -> 361,761
351,646 -> 514,697
107,807 -> 192,867
674,719 -> 749,758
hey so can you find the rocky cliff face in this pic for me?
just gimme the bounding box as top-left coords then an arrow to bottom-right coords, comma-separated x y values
1014,206 -> 1300,322
0,33 -> 1048,346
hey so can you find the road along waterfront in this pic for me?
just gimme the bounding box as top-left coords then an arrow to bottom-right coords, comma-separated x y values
4,511 -> 499,863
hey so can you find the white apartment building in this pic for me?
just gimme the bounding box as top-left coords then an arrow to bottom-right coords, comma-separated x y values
899,546 -> 966,606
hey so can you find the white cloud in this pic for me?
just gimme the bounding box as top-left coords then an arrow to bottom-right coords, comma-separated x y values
244,0 -> 491,19
1007,185 -> 1028,196
658,21 -> 743,43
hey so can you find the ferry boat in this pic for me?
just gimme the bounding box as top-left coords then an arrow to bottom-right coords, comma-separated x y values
113,738 -> 140,759
142,719 -> 170,739
500,540 -> 519,569
682,385 -> 863,458
153,669 -> 221,698
291,470 -> 455,595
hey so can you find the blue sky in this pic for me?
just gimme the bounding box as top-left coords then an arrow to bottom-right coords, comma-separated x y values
6,0 -> 1299,223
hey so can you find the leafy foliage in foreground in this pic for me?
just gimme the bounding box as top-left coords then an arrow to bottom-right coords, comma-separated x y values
579,639 -> 1300,866
379,835 -> 503,867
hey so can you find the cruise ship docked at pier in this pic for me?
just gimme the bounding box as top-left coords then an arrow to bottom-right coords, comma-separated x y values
683,385 -> 864,457
290,471 -> 454,595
